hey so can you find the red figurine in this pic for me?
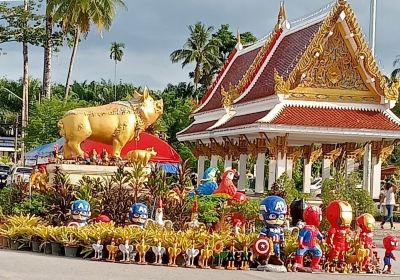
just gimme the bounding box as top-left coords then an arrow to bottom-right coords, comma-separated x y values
382,236 -> 398,274
213,169 -> 246,202
294,205 -> 324,271
356,213 -> 375,267
326,200 -> 353,263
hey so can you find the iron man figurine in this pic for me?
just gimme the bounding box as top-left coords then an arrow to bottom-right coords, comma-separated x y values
357,213 -> 375,268
326,200 -> 353,263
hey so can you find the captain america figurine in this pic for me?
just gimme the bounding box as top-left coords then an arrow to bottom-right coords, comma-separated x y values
294,205 -> 324,271
129,203 -> 148,228
67,199 -> 91,227
259,195 -> 287,265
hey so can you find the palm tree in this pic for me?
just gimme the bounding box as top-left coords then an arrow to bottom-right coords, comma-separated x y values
109,42 -> 125,101
170,22 -> 221,90
42,0 -> 53,100
47,0 -> 126,101
391,55 -> 400,82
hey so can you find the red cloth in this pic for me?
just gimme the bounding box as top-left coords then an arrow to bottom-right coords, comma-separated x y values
80,132 -> 181,163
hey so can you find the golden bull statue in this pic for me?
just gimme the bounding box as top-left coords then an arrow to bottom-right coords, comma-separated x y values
58,87 -> 163,159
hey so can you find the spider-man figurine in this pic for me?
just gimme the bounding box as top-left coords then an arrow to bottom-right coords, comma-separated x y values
326,200 -> 353,262
383,235 -> 398,274
294,205 -> 324,271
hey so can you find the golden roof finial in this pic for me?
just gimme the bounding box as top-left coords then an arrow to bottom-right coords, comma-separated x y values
236,28 -> 243,50
275,1 -> 287,31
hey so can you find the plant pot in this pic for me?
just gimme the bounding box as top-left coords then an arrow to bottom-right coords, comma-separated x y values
31,240 -> 41,252
51,242 -> 63,256
0,236 -> 8,248
64,246 -> 79,258
10,239 -> 21,250
43,243 -> 52,254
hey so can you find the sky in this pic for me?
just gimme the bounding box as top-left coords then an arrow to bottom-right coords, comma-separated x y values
0,0 -> 399,90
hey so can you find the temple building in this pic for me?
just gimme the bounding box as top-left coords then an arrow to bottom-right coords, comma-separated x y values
177,0 -> 400,199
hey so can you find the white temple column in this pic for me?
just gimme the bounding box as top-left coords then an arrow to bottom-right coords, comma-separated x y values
363,143 -> 372,192
370,155 -> 381,200
286,157 -> 293,179
210,155 -> 218,168
346,157 -> 355,175
224,155 -> 232,170
268,157 -> 277,190
197,156 -> 206,185
303,158 -> 312,193
276,152 -> 286,180
238,154 -> 247,191
322,157 -> 331,180
255,152 -> 266,194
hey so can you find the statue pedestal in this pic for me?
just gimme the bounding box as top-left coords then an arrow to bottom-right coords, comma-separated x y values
46,164 -> 150,185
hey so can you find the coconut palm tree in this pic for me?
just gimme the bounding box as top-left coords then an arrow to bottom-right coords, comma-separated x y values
47,0 -> 126,101
109,42 -> 125,101
170,22 -> 221,91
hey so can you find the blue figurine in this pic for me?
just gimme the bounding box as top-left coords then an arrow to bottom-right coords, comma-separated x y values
67,199 -> 91,227
259,195 -> 287,265
196,167 -> 218,195
129,203 -> 148,228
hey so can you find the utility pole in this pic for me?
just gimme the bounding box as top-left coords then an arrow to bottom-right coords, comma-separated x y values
21,0 -> 29,166
369,0 -> 377,55
14,114 -> 19,164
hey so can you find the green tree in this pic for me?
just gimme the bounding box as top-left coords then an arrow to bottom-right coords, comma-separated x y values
25,97 -> 88,149
47,0 -> 126,101
240,31 -> 257,45
212,24 -> 236,61
170,22 -> 221,90
109,42 -> 125,100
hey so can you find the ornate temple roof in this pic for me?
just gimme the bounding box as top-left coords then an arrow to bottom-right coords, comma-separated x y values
178,0 -> 400,142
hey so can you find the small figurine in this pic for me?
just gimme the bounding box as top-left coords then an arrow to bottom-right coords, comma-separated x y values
67,199 -> 91,227
129,203 -> 148,228
213,169 -> 247,202
259,195 -> 287,266
240,241 -> 252,270
294,205 -> 324,271
184,200 -> 206,230
119,239 -> 135,263
101,148 -> 109,165
168,236 -> 181,267
356,243 -> 370,271
136,234 -> 150,264
227,240 -> 237,270
357,213 -> 375,268
196,167 -> 218,195
198,239 -> 213,269
382,235 -> 398,274
213,240 -> 226,269
152,239 -> 166,265
127,148 -> 157,166
148,198 -> 173,229
91,238 -> 103,260
326,200 -> 353,263
53,144 -> 62,163
90,149 -> 98,164
106,238 -> 118,262
185,239 -> 199,268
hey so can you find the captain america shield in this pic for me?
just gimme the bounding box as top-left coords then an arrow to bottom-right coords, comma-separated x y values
254,237 -> 270,256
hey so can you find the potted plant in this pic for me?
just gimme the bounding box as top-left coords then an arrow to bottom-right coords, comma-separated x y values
61,228 -> 80,258
50,226 -> 64,256
30,226 -> 42,252
36,226 -> 53,254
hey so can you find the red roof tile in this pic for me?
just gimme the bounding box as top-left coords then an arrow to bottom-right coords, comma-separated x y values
237,22 -> 322,104
269,106 -> 400,131
217,111 -> 269,129
178,120 -> 217,135
196,47 -> 260,113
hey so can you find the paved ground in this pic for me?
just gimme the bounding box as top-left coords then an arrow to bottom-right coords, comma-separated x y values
0,248 -> 399,280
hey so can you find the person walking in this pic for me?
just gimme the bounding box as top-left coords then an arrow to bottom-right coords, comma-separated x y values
381,183 -> 397,230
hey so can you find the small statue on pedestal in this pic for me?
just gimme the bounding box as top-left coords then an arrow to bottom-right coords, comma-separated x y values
185,239 -> 199,268
168,236 -> 181,267
382,235 -> 398,274
240,241 -> 251,270
101,148 -> 109,165
90,149 -> 98,165
106,238 -> 118,262
136,234 -> 150,264
151,239 -> 166,265
91,238 -> 103,260
227,240 -> 237,270
119,239 -> 135,263
199,239 -> 213,269
67,199 -> 91,227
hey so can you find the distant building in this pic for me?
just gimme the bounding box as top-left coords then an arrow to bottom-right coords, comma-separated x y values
0,122 -> 16,159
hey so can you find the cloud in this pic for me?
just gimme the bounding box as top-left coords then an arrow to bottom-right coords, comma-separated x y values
0,0 -> 399,90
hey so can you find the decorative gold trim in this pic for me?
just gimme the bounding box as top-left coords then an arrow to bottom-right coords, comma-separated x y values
274,69 -> 290,93
221,83 -> 239,112
384,80 -> 400,101
287,87 -> 379,102
379,144 -> 394,163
